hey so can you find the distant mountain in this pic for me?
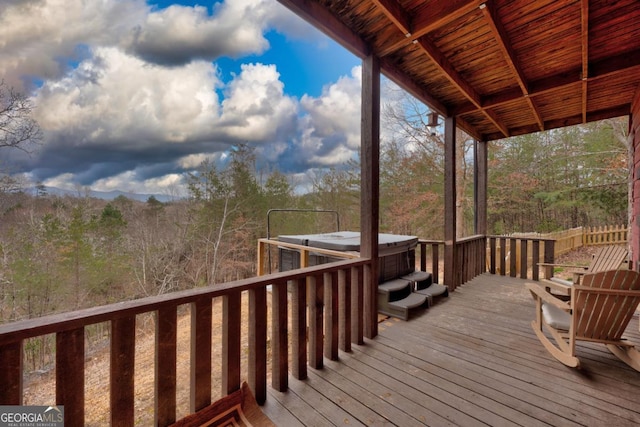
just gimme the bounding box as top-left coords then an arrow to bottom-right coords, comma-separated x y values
32,186 -> 176,203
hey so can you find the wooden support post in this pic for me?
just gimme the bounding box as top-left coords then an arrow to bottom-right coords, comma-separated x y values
361,54 -> 380,339
475,139 -> 488,236
444,115 -> 457,291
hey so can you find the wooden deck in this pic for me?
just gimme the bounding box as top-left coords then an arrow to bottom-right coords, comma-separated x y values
261,273 -> 640,426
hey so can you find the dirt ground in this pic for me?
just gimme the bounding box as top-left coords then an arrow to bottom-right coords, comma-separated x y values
550,246 -> 601,280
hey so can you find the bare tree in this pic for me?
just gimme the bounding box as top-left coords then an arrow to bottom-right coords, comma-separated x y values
0,80 -> 42,152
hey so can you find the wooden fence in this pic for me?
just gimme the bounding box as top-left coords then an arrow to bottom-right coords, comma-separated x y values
507,225 -> 628,258
582,225 -> 628,246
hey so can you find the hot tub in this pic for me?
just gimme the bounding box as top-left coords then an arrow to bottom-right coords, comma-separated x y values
277,231 -> 418,283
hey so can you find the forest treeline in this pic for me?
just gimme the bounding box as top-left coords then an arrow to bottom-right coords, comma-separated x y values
0,118 -> 629,330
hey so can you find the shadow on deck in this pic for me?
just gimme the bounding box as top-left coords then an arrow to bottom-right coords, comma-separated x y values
262,274 -> 640,426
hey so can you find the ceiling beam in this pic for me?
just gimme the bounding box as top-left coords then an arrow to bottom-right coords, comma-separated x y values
452,47 -> 640,116
480,0 -> 544,131
416,36 -> 510,137
377,0 -> 483,57
276,0 -> 369,59
379,57 -> 449,116
484,103 -> 631,141
372,0 -> 411,37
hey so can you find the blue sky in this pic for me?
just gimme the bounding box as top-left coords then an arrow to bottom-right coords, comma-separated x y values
1,0 -> 372,195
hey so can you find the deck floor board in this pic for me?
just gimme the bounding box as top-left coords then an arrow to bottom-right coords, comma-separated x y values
265,274 -> 640,426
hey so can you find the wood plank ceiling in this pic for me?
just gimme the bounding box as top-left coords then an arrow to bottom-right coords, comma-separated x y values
278,0 -> 640,142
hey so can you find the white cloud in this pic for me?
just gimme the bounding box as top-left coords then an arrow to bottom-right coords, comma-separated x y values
0,0 -> 149,90
219,63 -> 297,141
3,0 -> 365,195
34,47 -> 221,144
286,66 -> 361,168
124,0 -> 278,65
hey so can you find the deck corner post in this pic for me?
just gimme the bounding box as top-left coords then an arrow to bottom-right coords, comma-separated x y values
444,115 -> 457,291
0,341 -> 23,405
361,53 -> 380,339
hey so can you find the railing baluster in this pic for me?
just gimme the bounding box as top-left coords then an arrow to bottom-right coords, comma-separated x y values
248,287 -> 267,405
0,341 -> 23,405
339,268 -> 351,353
155,306 -> 177,427
291,278 -> 307,380
324,271 -> 339,361
111,316 -> 135,427
500,237 -> 506,276
309,274 -> 324,369
222,291 -> 241,396
432,243 -> 440,284
56,328 -> 84,426
532,240 -> 540,281
509,238 -> 517,277
271,281 -> 288,391
191,298 -> 212,411
544,240 -> 555,279
352,266 -> 364,345
520,239 -> 528,279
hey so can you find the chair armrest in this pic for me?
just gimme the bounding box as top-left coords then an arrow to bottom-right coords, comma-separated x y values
540,278 -> 572,295
525,282 -> 572,310
538,262 -> 588,270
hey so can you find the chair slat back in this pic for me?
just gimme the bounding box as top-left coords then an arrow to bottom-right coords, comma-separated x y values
573,270 -> 640,341
587,245 -> 627,274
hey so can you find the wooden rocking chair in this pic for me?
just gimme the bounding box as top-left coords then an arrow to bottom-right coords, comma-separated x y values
526,269 -> 640,370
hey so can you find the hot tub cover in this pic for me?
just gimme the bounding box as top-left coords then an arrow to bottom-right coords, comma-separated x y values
277,231 -> 418,253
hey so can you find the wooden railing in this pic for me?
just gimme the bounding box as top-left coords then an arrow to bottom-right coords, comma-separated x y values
0,233 -> 559,425
454,235 -> 487,287
0,258 -> 370,426
487,236 -> 555,280
417,239 -> 443,284
418,236 -> 487,289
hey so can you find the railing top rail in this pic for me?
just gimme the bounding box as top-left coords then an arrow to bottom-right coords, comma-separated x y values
0,257 -> 369,346
457,234 -> 485,243
417,239 -> 444,245
486,235 -> 556,242
259,238 -> 360,259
